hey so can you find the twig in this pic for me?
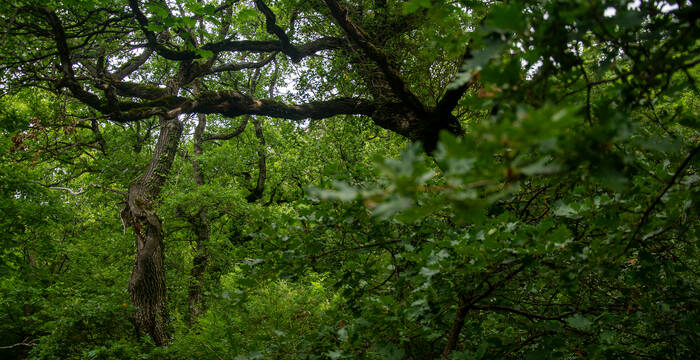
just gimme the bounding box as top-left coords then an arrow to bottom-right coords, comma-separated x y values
472,305 -> 574,321
0,337 -> 38,350
310,239 -> 402,259
49,186 -> 85,195
442,262 -> 528,358
617,144 -> 700,259
90,184 -> 128,196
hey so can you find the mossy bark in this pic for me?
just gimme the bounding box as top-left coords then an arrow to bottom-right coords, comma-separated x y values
123,117 -> 183,345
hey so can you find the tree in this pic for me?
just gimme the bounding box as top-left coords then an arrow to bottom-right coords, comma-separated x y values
1,0 -> 698,358
1,0 -> 469,343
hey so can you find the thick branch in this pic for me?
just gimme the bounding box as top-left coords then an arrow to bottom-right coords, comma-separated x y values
129,0 -> 340,61
191,91 -> 376,120
203,36 -> 343,59
113,48 -> 153,79
323,0 -> 424,112
111,80 -> 169,100
203,115 -> 250,141
442,263 -> 528,358
33,7 -> 73,77
26,7 -> 107,112
436,46 -> 476,114
254,0 -> 301,61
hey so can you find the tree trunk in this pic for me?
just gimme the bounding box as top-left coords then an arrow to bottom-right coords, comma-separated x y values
442,299 -> 469,359
187,110 -> 209,324
246,118 -> 267,202
187,219 -> 208,323
127,209 -> 168,345
123,117 -> 183,345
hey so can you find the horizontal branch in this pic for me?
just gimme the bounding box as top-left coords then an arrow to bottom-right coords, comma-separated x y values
111,80 -> 169,100
49,186 -> 85,195
102,89 -> 375,123
472,305 -> 574,321
189,91 -> 376,120
207,52 -> 277,75
46,184 -> 127,196
203,115 -> 250,141
309,239 -> 402,259
202,37 -> 343,59
129,0 -> 341,62
112,48 -> 153,79
0,338 -> 37,350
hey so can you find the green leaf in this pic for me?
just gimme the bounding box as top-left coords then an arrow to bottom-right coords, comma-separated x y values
565,314 -> 593,331
402,0 -> 431,14
485,2 -> 526,32
374,343 -> 405,360
419,267 -> 440,278
147,4 -> 169,18
372,196 -> 413,219
146,23 -> 164,32
552,201 -> 578,218
238,8 -> 259,21
194,49 -> 215,59
312,182 -> 358,202
182,17 -> 197,28
337,327 -> 348,342
518,156 -> 560,176
327,350 -> 344,359
448,37 -> 507,89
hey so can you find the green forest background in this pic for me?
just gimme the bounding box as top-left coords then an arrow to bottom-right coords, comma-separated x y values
1,0 -> 698,359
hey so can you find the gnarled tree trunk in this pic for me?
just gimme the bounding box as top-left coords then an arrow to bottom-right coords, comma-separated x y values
123,117 -> 183,345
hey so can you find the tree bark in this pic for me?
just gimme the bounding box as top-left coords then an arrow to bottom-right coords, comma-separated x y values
187,111 -> 210,324
187,214 -> 208,324
123,117 -> 183,345
442,298 -> 469,359
246,118 -> 267,202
